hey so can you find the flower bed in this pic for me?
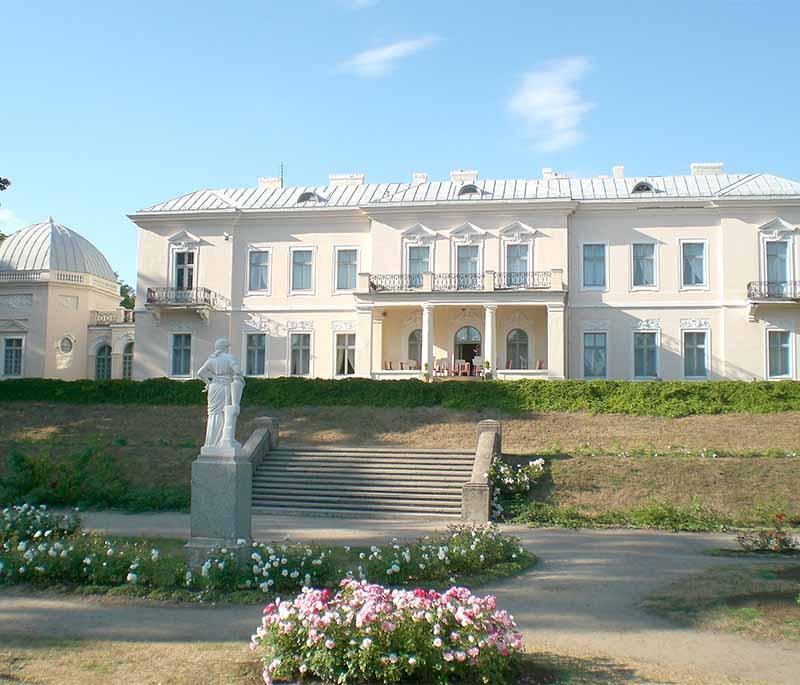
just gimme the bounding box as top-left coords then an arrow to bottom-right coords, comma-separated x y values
251,579 -> 523,684
0,506 -> 534,601
490,456 -> 544,519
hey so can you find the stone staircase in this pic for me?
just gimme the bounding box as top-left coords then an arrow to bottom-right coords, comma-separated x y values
252,446 -> 476,519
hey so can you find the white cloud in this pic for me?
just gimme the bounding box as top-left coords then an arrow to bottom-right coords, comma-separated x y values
341,35 -> 440,77
508,57 -> 594,152
0,208 -> 27,235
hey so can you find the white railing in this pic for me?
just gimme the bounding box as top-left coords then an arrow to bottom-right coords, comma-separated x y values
89,308 -> 136,326
0,269 -> 118,294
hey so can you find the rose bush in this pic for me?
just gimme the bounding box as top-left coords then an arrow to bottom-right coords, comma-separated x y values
251,579 -> 523,684
489,457 -> 544,519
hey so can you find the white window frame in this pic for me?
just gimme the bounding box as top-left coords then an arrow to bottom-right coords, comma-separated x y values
122,341 -> 134,380
288,246 -> 316,295
630,241 -> 659,291
765,327 -> 794,380
632,329 -> 660,380
503,242 -> 531,275
333,246 -> 360,294
582,331 -> 608,379
1,335 -> 25,378
333,331 -> 357,378
580,241 -> 609,291
681,328 -> 711,380
169,333 -> 193,379
288,330 -> 314,377
243,332 -> 268,378
760,235 -> 795,284
404,243 -> 434,287
451,240 -> 484,276
678,238 -> 709,291
246,247 -> 272,295
498,221 -> 538,275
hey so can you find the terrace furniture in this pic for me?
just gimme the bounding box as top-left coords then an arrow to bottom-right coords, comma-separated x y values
434,358 -> 449,376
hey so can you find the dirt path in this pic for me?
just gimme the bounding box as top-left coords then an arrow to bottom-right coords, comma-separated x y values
2,524 -> 799,684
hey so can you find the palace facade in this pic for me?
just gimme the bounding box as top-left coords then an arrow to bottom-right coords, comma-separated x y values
128,164 -> 800,382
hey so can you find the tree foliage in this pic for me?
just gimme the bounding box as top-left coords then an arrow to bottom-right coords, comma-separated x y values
119,281 -> 135,309
0,177 -> 10,192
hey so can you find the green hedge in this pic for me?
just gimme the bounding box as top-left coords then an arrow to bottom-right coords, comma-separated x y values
2,377 -> 800,417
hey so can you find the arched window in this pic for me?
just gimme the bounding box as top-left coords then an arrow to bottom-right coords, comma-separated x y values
297,190 -> 326,204
408,329 -> 422,365
122,342 -> 134,380
632,181 -> 655,193
95,344 -> 112,381
506,329 -> 529,369
455,326 -> 481,344
457,183 -> 480,197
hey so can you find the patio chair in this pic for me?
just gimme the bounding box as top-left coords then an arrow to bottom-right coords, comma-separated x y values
383,361 -> 393,370
536,359 -> 545,370
473,355 -> 483,376
434,358 -> 448,376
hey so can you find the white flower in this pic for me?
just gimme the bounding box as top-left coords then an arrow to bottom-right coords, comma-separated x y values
361,637 -> 372,650
126,573 -> 138,584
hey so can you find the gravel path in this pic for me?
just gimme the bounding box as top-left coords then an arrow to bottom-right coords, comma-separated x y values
2,514 -> 799,684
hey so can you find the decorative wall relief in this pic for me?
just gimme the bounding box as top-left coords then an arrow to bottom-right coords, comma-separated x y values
0,294 -> 33,313
287,320 -> 314,332
679,318 -> 711,329
633,318 -> 661,330
331,320 -> 356,332
245,313 -> 283,335
583,320 -> 610,331
58,295 -> 79,311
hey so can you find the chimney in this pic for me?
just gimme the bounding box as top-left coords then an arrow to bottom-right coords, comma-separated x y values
612,165 -> 625,179
542,167 -> 554,181
690,162 -> 724,176
328,173 -> 365,186
412,172 -> 428,184
450,169 -> 479,185
258,176 -> 283,190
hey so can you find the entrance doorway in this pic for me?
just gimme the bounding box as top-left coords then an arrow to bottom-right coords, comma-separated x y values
454,326 -> 481,370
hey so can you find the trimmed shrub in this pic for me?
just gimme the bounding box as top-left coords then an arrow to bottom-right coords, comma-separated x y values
3,377 -> 800,416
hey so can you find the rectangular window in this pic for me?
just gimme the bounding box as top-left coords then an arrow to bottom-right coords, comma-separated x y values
175,251 -> 195,290
336,249 -> 358,291
633,331 -> 658,378
248,250 -> 270,292
291,250 -> 313,292
632,243 -> 656,288
290,333 -> 311,376
583,244 -> 606,288
246,333 -> 266,376
683,331 -> 708,378
766,241 -> 788,283
171,334 -> 191,377
457,244 -> 479,289
768,330 -> 791,378
506,244 -> 529,287
3,337 -> 23,377
335,333 -> 356,376
408,246 -> 430,288
583,332 -> 607,378
681,241 -> 706,287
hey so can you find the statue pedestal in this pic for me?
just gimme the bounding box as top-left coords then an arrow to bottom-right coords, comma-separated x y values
184,447 -> 252,568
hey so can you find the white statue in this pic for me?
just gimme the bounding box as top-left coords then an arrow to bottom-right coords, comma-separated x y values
197,338 -> 245,451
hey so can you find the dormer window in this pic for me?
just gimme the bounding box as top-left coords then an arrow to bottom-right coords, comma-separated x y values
632,181 -> 655,193
457,183 -> 481,197
297,191 -> 326,204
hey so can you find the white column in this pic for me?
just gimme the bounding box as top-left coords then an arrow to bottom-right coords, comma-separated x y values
421,303 -> 434,375
355,305 -> 374,378
484,304 -> 497,375
546,302 -> 566,379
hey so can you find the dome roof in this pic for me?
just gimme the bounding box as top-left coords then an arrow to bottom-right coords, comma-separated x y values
0,218 -> 117,282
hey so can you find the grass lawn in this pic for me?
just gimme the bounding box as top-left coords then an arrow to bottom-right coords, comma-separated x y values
642,563 -> 800,641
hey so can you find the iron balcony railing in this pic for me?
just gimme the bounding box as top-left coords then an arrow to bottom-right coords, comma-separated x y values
494,271 -> 552,289
747,281 -> 800,300
146,287 -> 229,310
368,274 -> 419,292
433,272 -> 482,291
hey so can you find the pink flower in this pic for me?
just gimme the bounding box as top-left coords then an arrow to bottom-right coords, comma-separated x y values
324,639 -> 335,649
443,652 -> 454,662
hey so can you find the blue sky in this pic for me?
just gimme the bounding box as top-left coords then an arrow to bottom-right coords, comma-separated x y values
2,0 -> 799,284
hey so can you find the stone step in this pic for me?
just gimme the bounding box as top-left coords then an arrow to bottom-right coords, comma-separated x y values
252,484 -> 462,499
274,446 -> 473,455
255,491 -> 462,506
254,474 -> 469,488
252,505 -> 460,520
266,454 -> 475,465
257,459 -> 473,472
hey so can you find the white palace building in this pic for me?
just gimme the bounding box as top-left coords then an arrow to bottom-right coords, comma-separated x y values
128,163 -> 800,383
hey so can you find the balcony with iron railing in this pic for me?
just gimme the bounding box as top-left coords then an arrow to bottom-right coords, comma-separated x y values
145,287 -> 230,312
365,269 -> 560,294
747,281 -> 800,301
